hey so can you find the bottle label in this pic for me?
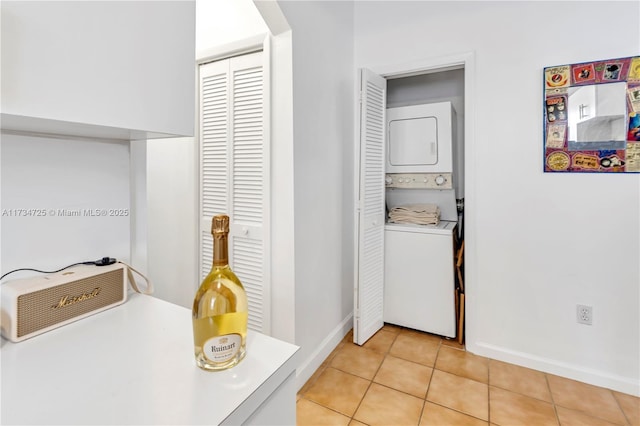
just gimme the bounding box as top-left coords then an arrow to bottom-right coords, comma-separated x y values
203,333 -> 242,363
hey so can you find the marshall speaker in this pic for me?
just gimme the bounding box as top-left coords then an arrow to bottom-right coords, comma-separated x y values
1,263 -> 128,342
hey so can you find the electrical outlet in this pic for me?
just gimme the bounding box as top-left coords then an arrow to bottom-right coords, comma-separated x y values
577,304 -> 593,325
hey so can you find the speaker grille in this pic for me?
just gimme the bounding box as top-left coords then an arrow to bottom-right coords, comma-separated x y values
16,269 -> 124,337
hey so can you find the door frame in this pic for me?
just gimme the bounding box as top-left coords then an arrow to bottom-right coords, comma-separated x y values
354,52 -> 476,346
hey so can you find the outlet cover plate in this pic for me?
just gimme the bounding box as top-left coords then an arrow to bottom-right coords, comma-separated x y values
577,304 -> 593,325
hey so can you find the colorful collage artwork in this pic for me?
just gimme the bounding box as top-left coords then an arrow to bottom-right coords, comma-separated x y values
544,56 -> 640,173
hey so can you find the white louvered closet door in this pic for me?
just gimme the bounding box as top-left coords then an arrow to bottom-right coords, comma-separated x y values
199,51 -> 270,334
354,68 -> 387,345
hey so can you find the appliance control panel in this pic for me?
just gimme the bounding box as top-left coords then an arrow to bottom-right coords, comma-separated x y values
385,173 -> 453,189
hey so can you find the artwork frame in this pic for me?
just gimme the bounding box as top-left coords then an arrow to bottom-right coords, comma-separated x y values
543,56 -> 640,173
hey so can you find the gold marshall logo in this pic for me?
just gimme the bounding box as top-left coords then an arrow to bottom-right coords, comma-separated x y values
52,288 -> 101,309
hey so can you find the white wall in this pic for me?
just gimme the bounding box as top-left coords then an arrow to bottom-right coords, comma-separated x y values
277,0 -> 356,388
146,137 -> 198,309
354,1 -> 639,395
196,0 -> 267,59
257,2 -> 297,345
1,135 -> 131,277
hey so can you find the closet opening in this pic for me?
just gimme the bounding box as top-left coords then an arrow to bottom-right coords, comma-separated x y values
354,59 -> 470,348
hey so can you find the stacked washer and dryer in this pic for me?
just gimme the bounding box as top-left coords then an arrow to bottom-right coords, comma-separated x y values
383,101 -> 461,338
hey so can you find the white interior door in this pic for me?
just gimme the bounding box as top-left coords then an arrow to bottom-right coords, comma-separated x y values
354,68 -> 387,345
199,50 -> 270,334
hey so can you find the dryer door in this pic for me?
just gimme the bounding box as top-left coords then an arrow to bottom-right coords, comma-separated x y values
388,116 -> 437,167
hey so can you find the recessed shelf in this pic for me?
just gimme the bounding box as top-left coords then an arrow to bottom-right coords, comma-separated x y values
1,113 -> 181,142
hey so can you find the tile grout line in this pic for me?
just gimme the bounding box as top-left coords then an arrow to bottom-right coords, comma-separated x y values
602,388 -> 632,426
543,373 -> 561,425
296,396 -> 355,422
427,343 -> 490,424
610,389 -> 632,426
487,359 -> 491,425
545,374 -> 631,426
297,341 -> 338,396
426,337 -> 496,424
420,335 -> 492,424
417,337 -> 442,425
348,328 -> 402,424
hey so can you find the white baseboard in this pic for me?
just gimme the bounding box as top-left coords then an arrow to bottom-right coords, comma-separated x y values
468,341 -> 640,397
295,313 -> 353,391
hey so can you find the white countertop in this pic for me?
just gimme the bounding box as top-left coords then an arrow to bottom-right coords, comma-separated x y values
0,293 -> 300,425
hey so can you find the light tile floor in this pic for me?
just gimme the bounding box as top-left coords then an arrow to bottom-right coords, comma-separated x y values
297,325 -> 640,426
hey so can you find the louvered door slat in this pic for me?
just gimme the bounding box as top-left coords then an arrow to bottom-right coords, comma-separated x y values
201,232 -> 213,279
231,235 -> 264,331
232,63 -> 263,226
200,65 -> 229,220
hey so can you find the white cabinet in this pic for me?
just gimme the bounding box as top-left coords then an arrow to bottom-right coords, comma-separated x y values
198,51 -> 270,333
1,1 -> 195,138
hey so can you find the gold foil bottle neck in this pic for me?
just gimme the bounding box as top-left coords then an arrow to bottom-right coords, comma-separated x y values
211,215 -> 229,267
212,215 -> 229,235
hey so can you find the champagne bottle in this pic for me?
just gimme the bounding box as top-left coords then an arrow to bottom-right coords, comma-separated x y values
192,214 -> 248,371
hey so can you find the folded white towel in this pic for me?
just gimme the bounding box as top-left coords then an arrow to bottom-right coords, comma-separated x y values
388,203 -> 440,225
391,203 -> 439,213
